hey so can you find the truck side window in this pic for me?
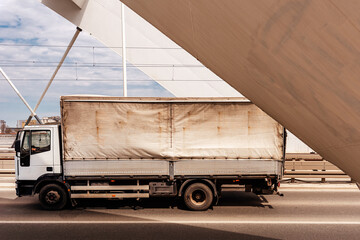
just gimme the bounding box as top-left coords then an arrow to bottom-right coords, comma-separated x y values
31,130 -> 51,155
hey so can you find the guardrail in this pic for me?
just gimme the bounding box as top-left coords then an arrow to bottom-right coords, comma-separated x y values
284,153 -> 350,182
0,149 -> 15,176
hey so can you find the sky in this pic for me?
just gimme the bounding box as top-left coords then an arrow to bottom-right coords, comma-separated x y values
0,0 -> 173,127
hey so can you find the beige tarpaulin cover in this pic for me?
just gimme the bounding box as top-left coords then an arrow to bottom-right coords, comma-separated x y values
61,96 -> 283,161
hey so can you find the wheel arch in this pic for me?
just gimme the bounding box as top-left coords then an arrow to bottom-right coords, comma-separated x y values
34,174 -> 68,196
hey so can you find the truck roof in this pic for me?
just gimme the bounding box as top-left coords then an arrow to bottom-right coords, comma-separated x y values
60,96 -> 251,103
23,124 -> 59,129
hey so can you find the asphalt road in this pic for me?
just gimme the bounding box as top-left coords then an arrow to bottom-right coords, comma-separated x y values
0,186 -> 360,240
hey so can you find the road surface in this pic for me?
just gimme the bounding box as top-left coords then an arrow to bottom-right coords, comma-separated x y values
0,185 -> 359,239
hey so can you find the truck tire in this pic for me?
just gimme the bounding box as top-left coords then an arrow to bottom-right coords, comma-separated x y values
39,184 -> 68,210
183,183 -> 213,211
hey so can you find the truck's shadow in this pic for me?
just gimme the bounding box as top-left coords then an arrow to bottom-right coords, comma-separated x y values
218,190 -> 274,209
74,190 -> 274,210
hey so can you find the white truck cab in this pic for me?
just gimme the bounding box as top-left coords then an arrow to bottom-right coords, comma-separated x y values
15,125 -> 62,195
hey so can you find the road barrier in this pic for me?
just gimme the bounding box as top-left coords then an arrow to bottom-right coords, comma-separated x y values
0,149 -> 15,177
284,153 -> 350,182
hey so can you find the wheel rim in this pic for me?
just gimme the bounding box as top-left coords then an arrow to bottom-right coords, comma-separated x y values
190,189 -> 206,206
45,190 -> 61,205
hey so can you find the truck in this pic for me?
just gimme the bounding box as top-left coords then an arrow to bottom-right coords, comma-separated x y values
14,96 -> 285,211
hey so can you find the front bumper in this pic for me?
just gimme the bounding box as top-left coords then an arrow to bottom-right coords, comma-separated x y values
16,180 -> 35,197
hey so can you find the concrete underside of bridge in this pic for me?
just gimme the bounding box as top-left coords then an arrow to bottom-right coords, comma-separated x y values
120,0 -> 360,182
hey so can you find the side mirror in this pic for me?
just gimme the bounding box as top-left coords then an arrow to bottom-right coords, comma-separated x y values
14,140 -> 21,153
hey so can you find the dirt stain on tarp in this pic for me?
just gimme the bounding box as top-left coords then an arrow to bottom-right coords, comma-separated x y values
158,112 -> 163,142
247,110 -> 252,134
217,111 -> 222,135
95,110 -> 102,145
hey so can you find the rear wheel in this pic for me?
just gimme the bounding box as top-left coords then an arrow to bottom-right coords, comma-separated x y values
39,184 -> 68,210
183,183 -> 213,211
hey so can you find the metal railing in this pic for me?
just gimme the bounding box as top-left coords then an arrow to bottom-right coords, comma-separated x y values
0,149 -> 15,176
284,153 -> 350,182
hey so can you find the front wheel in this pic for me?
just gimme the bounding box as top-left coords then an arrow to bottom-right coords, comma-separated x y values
183,183 -> 213,211
39,184 -> 68,210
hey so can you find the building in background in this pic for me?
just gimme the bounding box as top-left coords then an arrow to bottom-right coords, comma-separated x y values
0,120 -> 6,134
41,116 -> 61,124
0,120 -> 20,134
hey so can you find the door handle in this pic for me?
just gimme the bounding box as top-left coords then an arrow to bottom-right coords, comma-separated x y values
46,167 -> 53,171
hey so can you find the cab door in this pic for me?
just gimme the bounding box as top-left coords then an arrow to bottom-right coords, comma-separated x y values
18,130 -> 54,180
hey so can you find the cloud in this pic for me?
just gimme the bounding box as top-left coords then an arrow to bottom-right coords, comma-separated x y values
0,0 -> 172,126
